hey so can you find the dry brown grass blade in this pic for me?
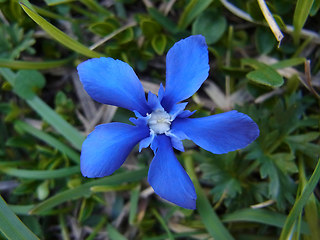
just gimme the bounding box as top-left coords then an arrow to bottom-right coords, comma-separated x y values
141,80 -> 161,93
71,71 -> 96,120
169,222 -> 212,240
305,60 -> 320,99
204,81 -> 252,110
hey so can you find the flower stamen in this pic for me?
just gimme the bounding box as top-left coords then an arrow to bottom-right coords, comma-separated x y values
148,110 -> 171,134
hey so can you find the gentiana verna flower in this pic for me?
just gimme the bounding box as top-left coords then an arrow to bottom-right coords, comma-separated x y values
77,35 -> 259,209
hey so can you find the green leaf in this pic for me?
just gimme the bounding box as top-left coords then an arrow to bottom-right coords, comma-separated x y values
116,27 -> 134,44
20,3 -> 102,58
129,186 -> 140,225
86,217 -> 107,240
9,205 -> 34,215
222,208 -> 309,234
27,97 -> 84,150
13,70 -> 45,100
29,168 -> 147,214
152,209 -> 174,240
247,69 -> 283,87
18,0 -> 35,11
89,22 -> 117,36
151,34 -> 167,55
246,66 -> 283,87
298,159 -> 320,239
36,181 -> 49,200
32,5 -> 72,21
0,57 -> 73,70
15,120 -> 80,164
0,68 -> 85,150
185,155 -> 235,240
178,0 -> 213,30
272,153 -> 298,174
143,231 -> 205,240
286,132 -> 319,143
0,196 -> 39,240
279,158 -> 320,240
293,0 -> 315,43
310,0 -> 320,15
192,10 -> 227,44
148,8 -> 180,34
44,0 -> 75,6
270,58 -> 306,69
255,27 -> 276,54
260,158 -> 280,199
0,166 -> 80,179
90,183 -> 137,192
241,58 -> 267,69
285,133 -> 320,159
107,224 -> 127,240
140,18 -> 162,39
77,198 -> 95,223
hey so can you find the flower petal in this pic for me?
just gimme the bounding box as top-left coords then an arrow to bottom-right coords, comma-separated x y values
161,35 -> 209,111
169,102 -> 188,120
148,135 -> 196,209
171,110 -> 259,154
77,57 -> 149,115
139,133 -> 154,152
147,91 -> 164,111
81,122 -> 149,178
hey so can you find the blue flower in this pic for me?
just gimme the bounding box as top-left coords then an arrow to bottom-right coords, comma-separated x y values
77,35 -> 259,209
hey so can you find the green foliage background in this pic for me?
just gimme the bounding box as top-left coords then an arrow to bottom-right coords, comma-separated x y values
0,0 -> 319,239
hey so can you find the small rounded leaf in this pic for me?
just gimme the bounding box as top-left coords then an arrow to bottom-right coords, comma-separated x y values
255,27 -> 276,54
151,34 -> 167,55
140,18 -> 162,38
247,67 -> 284,88
14,70 -> 46,99
192,11 -> 227,44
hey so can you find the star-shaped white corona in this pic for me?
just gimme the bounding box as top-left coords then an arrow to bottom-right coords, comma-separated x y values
147,110 -> 171,134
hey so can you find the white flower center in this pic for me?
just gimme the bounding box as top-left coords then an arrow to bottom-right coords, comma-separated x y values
148,110 -> 171,134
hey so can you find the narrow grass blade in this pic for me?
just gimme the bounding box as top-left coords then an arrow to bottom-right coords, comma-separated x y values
29,185 -> 91,215
257,0 -> 283,44
184,155 -> 234,240
178,0 -> 213,29
106,224 -> 127,240
9,205 -> 34,215
298,158 -> 320,239
0,161 -> 27,167
0,68 -> 85,150
20,3 -> 103,58
0,196 -> 39,240
25,97 -> 85,150
148,8 -> 180,34
15,120 -> 80,163
33,5 -> 73,21
58,214 -> 70,240
222,208 -> 309,234
0,166 -> 80,179
293,0 -> 314,43
44,0 -> 75,6
152,209 -> 174,240
29,168 -> 147,214
279,158 -> 320,240
86,217 -> 107,240
129,186 -> 140,225
143,231 -> 205,240
90,183 -> 137,192
0,57 -> 73,70
270,57 -> 306,69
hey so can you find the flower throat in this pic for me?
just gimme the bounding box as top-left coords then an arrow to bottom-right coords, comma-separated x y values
147,110 -> 171,134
